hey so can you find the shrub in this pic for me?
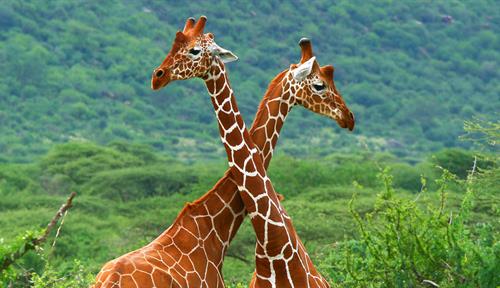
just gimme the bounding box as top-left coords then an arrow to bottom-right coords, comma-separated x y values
82,164 -> 198,200
268,155 -> 380,197
40,142 -> 146,187
431,148 -> 494,179
390,163 -> 422,191
0,164 -> 38,194
324,169 -> 499,287
30,260 -> 93,288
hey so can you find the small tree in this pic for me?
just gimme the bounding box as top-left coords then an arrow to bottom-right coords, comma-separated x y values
0,193 -> 93,287
325,167 -> 499,287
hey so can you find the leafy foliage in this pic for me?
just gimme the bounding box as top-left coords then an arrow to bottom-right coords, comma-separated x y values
1,229 -> 43,282
462,118 -> 500,147
0,143 -> 497,286
82,164 -> 197,200
30,260 -> 93,288
324,169 -> 499,287
430,148 -> 495,179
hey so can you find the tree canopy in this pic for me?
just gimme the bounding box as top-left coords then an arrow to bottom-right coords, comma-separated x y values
1,1 -> 498,162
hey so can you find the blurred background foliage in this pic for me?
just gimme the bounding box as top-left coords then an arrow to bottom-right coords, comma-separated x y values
0,0 -> 498,163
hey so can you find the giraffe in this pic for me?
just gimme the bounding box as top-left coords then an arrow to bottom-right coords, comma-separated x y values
151,16 -> 352,287
93,16 -> 354,288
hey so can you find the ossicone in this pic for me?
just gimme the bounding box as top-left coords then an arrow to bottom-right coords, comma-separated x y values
180,16 -> 208,37
183,17 -> 195,32
191,15 -> 207,36
299,37 -> 314,63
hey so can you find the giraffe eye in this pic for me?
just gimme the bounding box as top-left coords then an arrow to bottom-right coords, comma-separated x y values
312,83 -> 326,91
189,48 -> 201,55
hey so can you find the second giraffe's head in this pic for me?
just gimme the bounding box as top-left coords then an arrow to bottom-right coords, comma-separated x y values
151,16 -> 237,90
285,38 -> 355,130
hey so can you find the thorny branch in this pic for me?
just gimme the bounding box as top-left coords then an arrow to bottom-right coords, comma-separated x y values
226,252 -> 251,264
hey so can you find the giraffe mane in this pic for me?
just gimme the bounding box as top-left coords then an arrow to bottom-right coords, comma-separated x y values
158,170 -> 233,234
249,69 -> 288,133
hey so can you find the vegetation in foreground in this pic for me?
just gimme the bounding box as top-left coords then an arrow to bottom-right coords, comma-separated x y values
0,137 -> 497,287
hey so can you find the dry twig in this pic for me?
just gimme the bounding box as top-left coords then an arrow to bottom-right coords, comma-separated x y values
0,192 -> 76,271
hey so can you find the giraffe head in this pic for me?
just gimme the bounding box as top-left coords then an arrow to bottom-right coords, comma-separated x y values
151,16 -> 237,90
287,38 -> 355,130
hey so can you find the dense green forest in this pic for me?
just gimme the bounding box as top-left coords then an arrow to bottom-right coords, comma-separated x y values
1,0 -> 498,162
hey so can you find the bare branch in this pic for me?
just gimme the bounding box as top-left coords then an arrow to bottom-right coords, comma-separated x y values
226,252 -> 251,264
35,192 -> 76,245
0,192 -> 76,272
422,279 -> 440,287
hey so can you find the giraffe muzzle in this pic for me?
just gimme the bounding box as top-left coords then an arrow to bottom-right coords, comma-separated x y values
341,110 -> 355,131
151,68 -> 172,90
345,111 -> 355,131
332,106 -> 355,131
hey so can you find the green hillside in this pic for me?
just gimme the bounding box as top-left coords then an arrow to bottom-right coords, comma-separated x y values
1,1 -> 498,162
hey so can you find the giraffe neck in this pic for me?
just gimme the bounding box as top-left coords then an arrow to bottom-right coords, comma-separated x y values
249,70 -> 293,168
204,58 -> 285,216
150,68 -> 294,274
203,60 -> 259,172
203,61 -> 328,287
203,59 -> 298,258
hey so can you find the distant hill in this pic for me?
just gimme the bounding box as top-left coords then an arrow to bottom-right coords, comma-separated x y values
0,1 -> 498,162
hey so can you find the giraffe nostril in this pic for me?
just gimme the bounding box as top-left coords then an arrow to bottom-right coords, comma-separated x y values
155,69 -> 164,78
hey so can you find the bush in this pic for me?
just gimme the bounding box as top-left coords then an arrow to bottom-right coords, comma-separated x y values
0,164 -> 39,194
1,141 -> 497,286
324,169 -> 499,287
82,164 -> 198,200
37,142 -> 190,199
431,148 -> 494,179
268,155 -> 380,197
30,260 -> 93,288
40,142 -> 148,185
390,163 -> 422,191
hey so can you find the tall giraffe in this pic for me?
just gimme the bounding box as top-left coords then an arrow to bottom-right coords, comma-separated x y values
152,16 -> 348,287
93,16 -> 354,288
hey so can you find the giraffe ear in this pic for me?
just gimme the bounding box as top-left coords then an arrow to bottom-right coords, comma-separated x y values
321,65 -> 335,80
292,56 -> 316,81
209,43 -> 238,63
